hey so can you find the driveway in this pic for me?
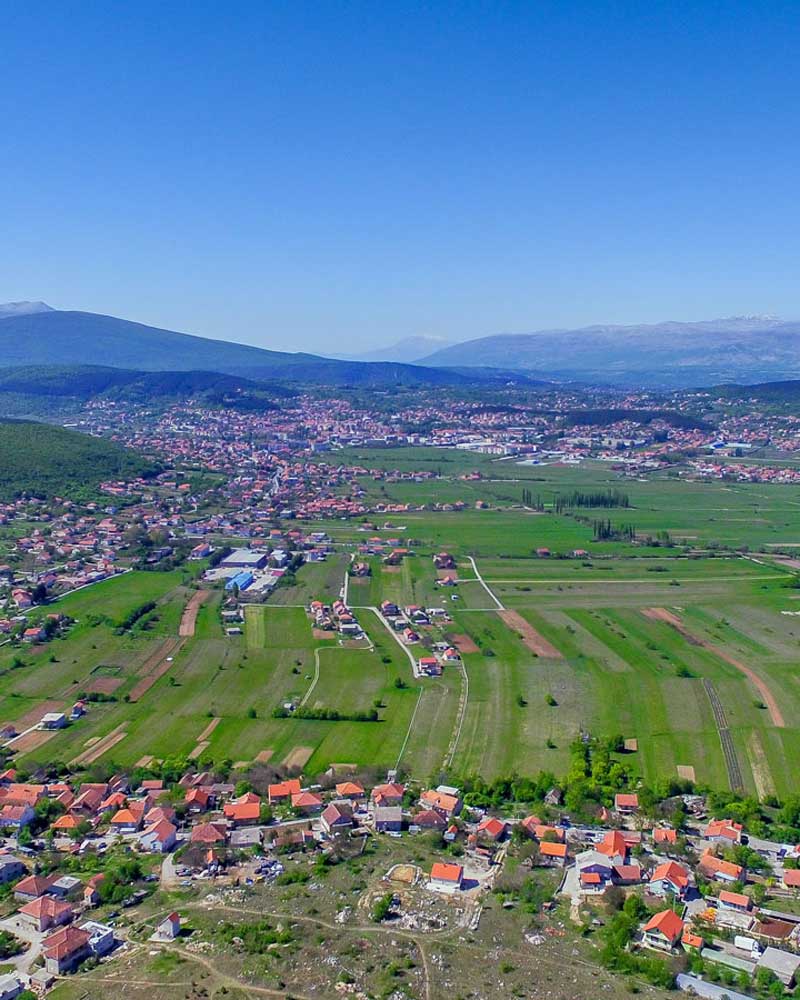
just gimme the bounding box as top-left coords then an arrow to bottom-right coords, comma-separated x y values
0,913 -> 45,973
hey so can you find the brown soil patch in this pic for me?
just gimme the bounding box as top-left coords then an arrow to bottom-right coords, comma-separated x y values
12,700 -> 64,729
197,717 -> 221,742
328,763 -> 357,774
677,765 -> 696,782
86,677 -> 123,695
179,590 -> 210,638
135,755 -> 154,767
624,738 -> 638,752
189,741 -> 209,760
283,746 -> 313,770
233,760 -> 250,769
71,724 -> 127,766
129,638 -> 184,702
255,750 -> 274,764
383,565 -> 402,574
499,610 -> 563,658
642,607 -> 685,629
9,730 -> 56,752
313,628 -> 335,640
642,608 -> 785,727
436,569 -> 459,580
84,737 -> 100,748
450,633 -> 479,655
388,864 -> 418,884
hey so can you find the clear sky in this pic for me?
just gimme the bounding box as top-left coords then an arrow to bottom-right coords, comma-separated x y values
1,1 -> 798,355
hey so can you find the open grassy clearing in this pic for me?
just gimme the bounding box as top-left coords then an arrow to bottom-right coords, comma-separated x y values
477,553 -> 787,581
8,456 -> 800,798
323,448 -> 800,550
264,552 -> 348,605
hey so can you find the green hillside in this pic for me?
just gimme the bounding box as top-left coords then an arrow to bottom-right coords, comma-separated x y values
0,419 -> 156,500
0,365 -> 290,418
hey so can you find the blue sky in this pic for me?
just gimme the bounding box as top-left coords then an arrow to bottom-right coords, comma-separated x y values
1,1 -> 798,354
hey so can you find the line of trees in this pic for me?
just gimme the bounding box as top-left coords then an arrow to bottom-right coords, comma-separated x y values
592,519 -> 636,541
272,705 -> 380,722
554,489 -> 630,512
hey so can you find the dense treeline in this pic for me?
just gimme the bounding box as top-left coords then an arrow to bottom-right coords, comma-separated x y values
561,407 -> 713,431
272,706 -> 380,722
592,519 -> 636,541
554,489 -> 630,511
521,488 -> 630,510
114,601 -> 156,634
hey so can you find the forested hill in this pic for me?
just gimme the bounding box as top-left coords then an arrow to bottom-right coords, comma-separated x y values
0,420 -> 156,500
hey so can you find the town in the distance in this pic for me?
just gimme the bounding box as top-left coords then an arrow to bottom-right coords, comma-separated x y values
1,309 -> 800,999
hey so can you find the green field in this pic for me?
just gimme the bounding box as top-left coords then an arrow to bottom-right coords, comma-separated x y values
8,456 -> 800,798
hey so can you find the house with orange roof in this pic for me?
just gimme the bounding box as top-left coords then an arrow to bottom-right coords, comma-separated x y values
320,802 -> 353,836
110,801 -> 145,834
291,790 -> 323,814
371,782 -> 404,807
413,809 -> 446,830
704,818 -> 743,845
476,816 -> 506,842
419,789 -> 461,817
430,862 -> 463,892
783,869 -> 800,890
0,803 -> 34,828
268,779 -> 302,805
579,871 -> 604,893
719,889 -> 752,913
521,817 -> 564,842
14,874 -> 55,902
335,781 -> 365,800
18,895 -> 74,933
223,800 -> 261,827
83,874 -> 105,907
653,827 -> 678,845
190,822 -> 227,845
99,791 -> 127,813
596,830 -> 627,865
649,861 -> 691,897
642,909 -> 684,951
698,850 -> 744,884
42,924 -> 92,974
612,864 -> 643,886
539,841 -> 568,866
614,792 -> 639,814
51,813 -> 81,835
184,787 -> 212,813
682,928 -> 704,951
0,783 -> 46,808
140,818 -> 178,853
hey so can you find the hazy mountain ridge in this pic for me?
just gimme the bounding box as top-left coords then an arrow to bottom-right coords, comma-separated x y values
334,335 -> 456,363
0,300 -> 54,319
419,316 -> 800,387
0,308 -> 496,387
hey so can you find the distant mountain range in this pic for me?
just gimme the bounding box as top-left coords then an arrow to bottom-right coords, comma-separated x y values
6,303 -> 800,389
0,304 -> 522,388
419,316 -> 800,387
335,336 -> 455,364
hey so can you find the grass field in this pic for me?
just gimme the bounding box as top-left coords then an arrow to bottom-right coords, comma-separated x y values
9,456 -> 800,798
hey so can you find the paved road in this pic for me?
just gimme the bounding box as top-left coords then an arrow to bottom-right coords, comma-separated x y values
160,851 -> 179,890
